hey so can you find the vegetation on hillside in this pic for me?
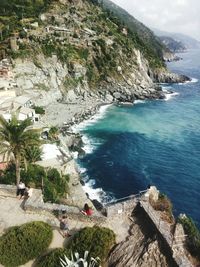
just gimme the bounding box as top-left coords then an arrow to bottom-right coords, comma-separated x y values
0,163 -> 70,202
0,0 -> 166,87
101,0 -> 166,68
178,216 -> 200,261
150,193 -> 174,224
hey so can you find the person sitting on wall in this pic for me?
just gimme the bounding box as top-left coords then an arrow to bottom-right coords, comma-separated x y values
23,186 -> 33,199
81,203 -> 93,216
16,181 -> 26,199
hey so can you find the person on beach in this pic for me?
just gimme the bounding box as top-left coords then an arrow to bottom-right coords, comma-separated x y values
16,181 -> 26,199
81,203 -> 93,216
59,215 -> 70,237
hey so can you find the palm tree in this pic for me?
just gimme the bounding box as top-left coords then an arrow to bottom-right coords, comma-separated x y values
0,115 -> 41,185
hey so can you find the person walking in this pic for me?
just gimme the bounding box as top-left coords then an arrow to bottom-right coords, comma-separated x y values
59,215 -> 70,238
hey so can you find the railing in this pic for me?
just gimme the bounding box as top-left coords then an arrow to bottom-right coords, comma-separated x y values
104,190 -> 148,207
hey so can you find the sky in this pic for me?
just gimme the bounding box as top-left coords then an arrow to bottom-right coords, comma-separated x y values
111,0 -> 200,41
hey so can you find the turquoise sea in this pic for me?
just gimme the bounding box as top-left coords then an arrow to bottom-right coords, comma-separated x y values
77,49 -> 200,226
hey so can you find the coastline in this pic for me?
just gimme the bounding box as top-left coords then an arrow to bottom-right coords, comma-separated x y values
37,86 -> 179,206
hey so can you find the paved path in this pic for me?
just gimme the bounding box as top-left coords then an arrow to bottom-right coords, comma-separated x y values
0,194 -> 132,266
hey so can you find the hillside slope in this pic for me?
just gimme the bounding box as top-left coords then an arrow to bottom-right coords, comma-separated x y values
153,28 -> 200,49
0,0 -> 189,106
102,0 -> 169,64
159,36 -> 186,53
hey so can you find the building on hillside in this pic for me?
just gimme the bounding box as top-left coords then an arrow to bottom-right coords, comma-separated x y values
0,106 -> 39,122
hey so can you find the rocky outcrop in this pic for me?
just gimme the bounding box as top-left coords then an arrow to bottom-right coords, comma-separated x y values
149,68 -> 191,84
108,207 -> 178,267
163,52 -> 182,62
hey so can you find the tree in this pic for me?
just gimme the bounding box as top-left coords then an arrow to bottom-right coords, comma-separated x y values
23,145 -> 42,163
0,115 -> 41,185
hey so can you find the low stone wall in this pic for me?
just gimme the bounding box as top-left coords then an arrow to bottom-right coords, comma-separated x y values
26,190 -> 106,223
0,184 -> 106,223
105,198 -> 137,217
0,184 -> 16,197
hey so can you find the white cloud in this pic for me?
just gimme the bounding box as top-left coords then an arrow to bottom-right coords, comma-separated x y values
111,0 -> 200,41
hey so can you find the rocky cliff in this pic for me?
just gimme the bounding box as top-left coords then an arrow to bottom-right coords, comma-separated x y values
1,0 -> 190,106
108,207 -> 178,267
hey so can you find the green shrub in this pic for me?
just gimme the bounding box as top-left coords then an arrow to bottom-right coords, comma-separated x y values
48,126 -> 59,141
67,226 -> 116,262
0,163 -> 16,185
21,164 -> 46,188
1,163 -> 69,203
43,169 -> 69,203
33,105 -> 45,114
150,193 -> 174,224
178,216 -> 200,260
36,248 -> 70,267
24,145 -> 42,163
0,221 -> 53,267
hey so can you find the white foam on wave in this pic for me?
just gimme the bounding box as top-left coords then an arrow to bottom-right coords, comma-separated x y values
71,104 -> 112,133
134,100 -> 146,104
71,104 -> 111,155
82,180 -> 104,202
78,167 -> 87,174
81,135 -> 96,154
164,91 -> 179,101
188,77 -> 198,83
77,166 -> 115,203
178,77 -> 198,85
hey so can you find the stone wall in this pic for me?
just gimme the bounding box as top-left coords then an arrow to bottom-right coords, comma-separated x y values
105,198 -> 138,217
0,184 -> 106,224
0,184 -> 16,196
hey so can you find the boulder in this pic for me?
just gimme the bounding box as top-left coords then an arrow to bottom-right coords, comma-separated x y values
65,89 -> 77,102
105,94 -> 113,102
113,92 -> 121,99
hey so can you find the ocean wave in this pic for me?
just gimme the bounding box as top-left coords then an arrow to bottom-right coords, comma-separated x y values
82,135 -> 95,154
188,77 -> 198,83
71,104 -> 112,133
134,100 -> 146,104
78,166 -> 115,203
82,179 -> 111,202
178,77 -> 198,85
78,167 -> 87,174
162,89 -> 179,101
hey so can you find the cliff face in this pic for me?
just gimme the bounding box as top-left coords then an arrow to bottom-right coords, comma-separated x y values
2,0 -> 188,106
2,0 -> 190,106
108,208 -> 178,267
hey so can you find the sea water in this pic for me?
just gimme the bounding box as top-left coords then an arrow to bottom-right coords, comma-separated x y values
77,49 -> 200,225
